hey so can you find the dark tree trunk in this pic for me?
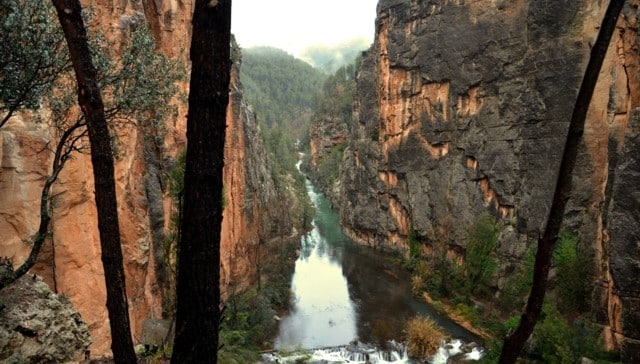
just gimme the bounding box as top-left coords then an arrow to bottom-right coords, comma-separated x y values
170,0 -> 232,362
498,1 -> 625,363
50,1 -> 136,362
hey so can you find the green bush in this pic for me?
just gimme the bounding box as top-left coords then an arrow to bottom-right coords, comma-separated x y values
316,140 -> 348,188
554,230 -> 592,314
408,226 -> 421,260
464,214 -> 499,297
531,302 -> 574,363
497,245 -> 535,313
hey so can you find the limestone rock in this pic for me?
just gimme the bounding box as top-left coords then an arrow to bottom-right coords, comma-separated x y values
0,1 -> 297,358
322,1 -> 640,361
0,275 -> 90,363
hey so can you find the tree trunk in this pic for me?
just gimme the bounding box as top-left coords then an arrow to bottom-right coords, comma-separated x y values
498,1 -> 625,362
50,1 -> 136,362
170,0 -> 232,362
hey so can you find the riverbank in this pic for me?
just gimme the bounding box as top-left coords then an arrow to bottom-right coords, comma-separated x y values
422,292 -> 493,340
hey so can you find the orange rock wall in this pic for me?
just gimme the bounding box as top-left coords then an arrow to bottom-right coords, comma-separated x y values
0,0 -> 288,357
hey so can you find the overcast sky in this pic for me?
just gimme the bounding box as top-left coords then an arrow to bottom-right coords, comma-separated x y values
231,0 -> 379,57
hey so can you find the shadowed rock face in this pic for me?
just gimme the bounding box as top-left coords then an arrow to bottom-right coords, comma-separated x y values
322,0 -> 640,360
0,0 -> 294,357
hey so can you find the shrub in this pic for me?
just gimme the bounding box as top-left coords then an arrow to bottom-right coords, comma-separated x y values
408,226 -> 421,260
531,302 -> 573,363
411,274 -> 425,297
404,316 -> 448,358
464,213 -> 499,297
497,245 -> 535,313
453,302 -> 480,325
554,230 -> 592,314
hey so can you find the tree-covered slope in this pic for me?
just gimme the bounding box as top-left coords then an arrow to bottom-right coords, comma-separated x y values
240,47 -> 325,138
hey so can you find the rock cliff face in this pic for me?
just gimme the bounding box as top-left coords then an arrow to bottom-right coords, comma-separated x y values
0,0 -> 294,357
221,62 -> 294,294
331,0 -> 640,360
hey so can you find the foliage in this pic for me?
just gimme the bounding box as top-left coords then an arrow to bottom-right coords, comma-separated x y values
0,0 -> 70,128
315,140 -> 348,188
310,62 -> 360,189
138,343 -> 173,363
497,245 -> 536,313
411,274 -> 425,297
531,302 -> 575,363
407,214 -> 497,301
314,62 -> 359,126
464,213 -> 499,297
495,286 -> 615,363
90,19 -> 185,155
218,283 -> 290,362
242,47 -> 317,231
452,302 -> 480,326
241,46 -> 325,134
160,149 -> 186,315
0,1 -> 183,293
553,230 -> 592,314
404,316 -> 448,358
408,226 -> 421,260
261,123 -> 314,231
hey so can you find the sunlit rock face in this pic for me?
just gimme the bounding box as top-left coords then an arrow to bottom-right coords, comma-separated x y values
0,275 -> 91,363
0,0 -> 293,358
334,0 -> 640,360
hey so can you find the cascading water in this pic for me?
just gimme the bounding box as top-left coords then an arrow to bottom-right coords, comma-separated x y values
267,158 -> 483,363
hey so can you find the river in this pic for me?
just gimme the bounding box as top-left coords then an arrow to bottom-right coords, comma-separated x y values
265,172 -> 484,363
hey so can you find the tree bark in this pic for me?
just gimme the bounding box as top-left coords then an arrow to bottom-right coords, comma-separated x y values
170,0 -> 231,362
498,1 -> 625,363
50,1 -> 136,362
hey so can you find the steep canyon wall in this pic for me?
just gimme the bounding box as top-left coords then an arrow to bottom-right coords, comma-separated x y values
0,0 -> 292,357
324,0 -> 640,360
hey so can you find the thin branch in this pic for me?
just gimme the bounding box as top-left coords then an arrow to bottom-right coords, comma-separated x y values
0,118 -> 87,289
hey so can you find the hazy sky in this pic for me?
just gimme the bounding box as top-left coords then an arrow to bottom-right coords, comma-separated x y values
231,0 -> 379,57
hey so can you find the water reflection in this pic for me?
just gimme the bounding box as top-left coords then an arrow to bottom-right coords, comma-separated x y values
275,178 -> 476,351
274,202 -> 358,348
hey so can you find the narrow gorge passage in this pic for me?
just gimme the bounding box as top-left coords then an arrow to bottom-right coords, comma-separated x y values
271,162 -> 479,362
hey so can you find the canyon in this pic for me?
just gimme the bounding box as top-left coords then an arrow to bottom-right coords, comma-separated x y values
309,1 -> 640,361
2,0 -> 640,362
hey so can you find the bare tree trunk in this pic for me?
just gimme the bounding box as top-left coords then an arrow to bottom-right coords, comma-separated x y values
50,1 -> 136,362
498,1 -> 625,362
170,0 -> 232,362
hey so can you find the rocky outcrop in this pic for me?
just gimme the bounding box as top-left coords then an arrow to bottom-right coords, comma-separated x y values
0,275 -> 91,363
335,0 -> 640,360
220,61 -> 294,296
309,118 -> 348,169
0,0 -> 295,358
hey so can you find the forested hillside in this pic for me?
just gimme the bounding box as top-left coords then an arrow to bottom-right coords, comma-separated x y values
240,47 -> 325,138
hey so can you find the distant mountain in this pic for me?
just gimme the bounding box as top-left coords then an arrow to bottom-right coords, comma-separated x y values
300,37 -> 371,74
240,47 -> 325,137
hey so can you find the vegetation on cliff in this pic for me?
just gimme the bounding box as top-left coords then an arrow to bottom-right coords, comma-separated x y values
407,213 -> 616,363
241,46 -> 324,136
306,61 -> 359,192
238,46 -> 319,232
